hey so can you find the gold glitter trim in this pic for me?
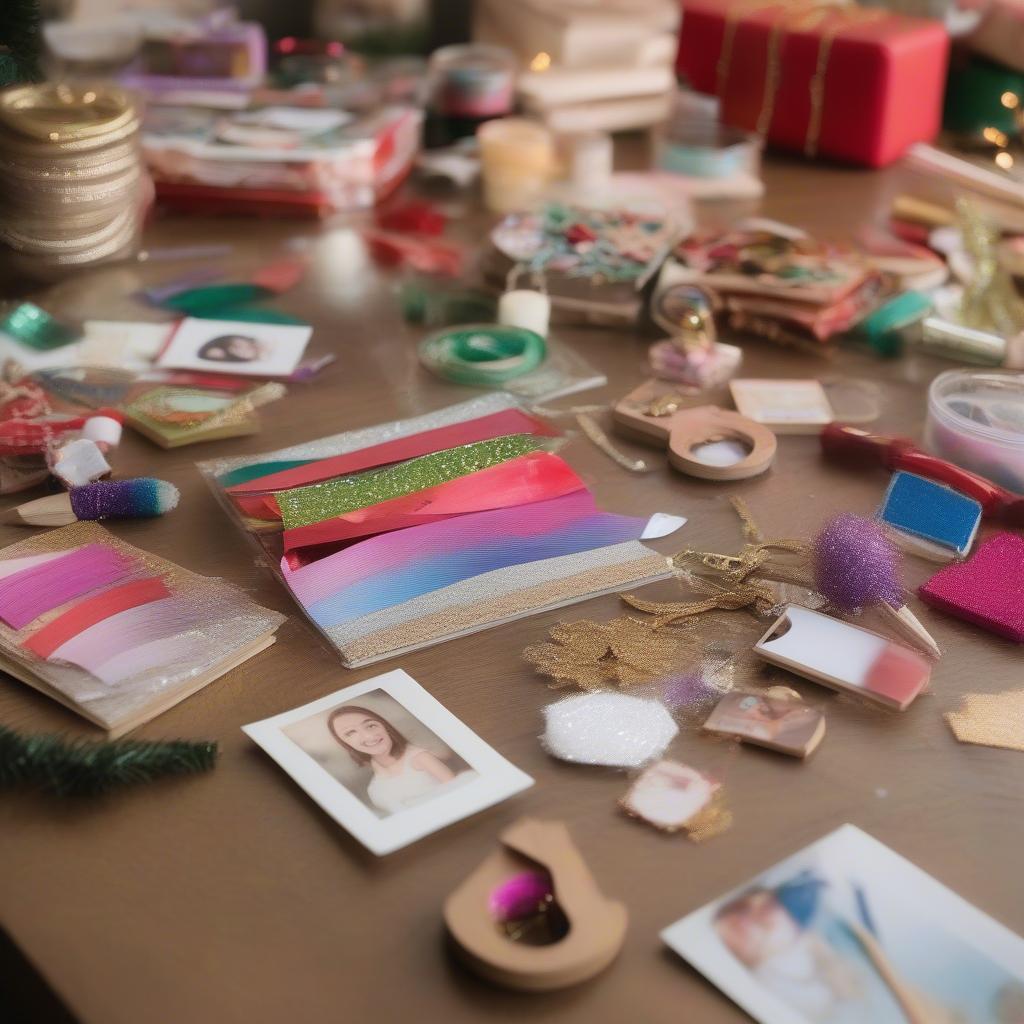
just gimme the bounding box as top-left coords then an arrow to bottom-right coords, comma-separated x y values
685,793 -> 734,844
945,690 -> 1024,753
339,553 -> 670,666
523,616 -> 692,691
623,570 -> 783,624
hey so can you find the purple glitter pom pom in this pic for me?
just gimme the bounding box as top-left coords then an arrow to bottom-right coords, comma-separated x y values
813,512 -> 903,611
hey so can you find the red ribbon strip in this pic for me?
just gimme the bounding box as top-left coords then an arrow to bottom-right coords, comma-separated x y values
0,407 -> 124,456
22,576 -> 171,659
282,451 -> 585,552
228,408 -> 559,512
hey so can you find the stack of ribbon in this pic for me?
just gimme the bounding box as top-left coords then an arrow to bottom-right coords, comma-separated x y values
0,83 -> 152,279
201,395 -> 677,667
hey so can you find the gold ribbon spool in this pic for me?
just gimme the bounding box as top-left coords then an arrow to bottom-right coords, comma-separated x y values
0,83 -> 136,145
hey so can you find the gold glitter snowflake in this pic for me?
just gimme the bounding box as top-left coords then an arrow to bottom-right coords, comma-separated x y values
523,616 -> 686,691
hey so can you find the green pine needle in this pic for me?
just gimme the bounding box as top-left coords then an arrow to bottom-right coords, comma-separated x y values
0,725 -> 217,797
0,0 -> 43,84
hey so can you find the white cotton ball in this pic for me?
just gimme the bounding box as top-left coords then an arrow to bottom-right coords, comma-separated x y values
82,416 -> 122,449
541,692 -> 678,769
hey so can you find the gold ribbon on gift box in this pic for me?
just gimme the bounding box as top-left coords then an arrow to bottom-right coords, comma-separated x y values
715,0 -> 888,156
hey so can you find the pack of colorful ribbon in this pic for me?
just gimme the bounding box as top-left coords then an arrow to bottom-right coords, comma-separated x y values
198,394 -> 680,667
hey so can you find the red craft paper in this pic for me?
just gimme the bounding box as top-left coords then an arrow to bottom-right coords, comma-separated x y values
228,409 -> 561,502
22,576 -> 171,659
281,451 -> 586,552
675,0 -> 949,167
918,532 -> 1024,642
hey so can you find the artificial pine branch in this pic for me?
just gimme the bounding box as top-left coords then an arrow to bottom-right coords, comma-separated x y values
0,725 -> 217,797
0,0 -> 43,86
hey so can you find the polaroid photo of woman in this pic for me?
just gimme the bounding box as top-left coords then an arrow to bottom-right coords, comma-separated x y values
243,669 -> 533,854
156,317 -> 313,378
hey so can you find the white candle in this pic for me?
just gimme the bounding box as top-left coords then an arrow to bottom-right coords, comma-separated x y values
564,131 -> 613,193
498,288 -> 550,338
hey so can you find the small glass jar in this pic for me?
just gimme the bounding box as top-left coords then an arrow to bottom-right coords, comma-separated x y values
426,43 -> 516,147
477,117 -> 555,214
925,368 -> 1024,494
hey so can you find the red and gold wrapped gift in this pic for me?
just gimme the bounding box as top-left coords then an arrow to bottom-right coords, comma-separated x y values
676,0 -> 949,167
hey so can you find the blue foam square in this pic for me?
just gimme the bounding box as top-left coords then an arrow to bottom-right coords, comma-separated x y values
878,471 -> 982,555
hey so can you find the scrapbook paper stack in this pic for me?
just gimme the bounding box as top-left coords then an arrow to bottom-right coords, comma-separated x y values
661,220 -> 883,348
200,394 -> 675,667
0,522 -> 284,735
475,0 -> 680,133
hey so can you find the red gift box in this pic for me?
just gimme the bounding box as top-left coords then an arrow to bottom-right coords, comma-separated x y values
676,0 -> 949,167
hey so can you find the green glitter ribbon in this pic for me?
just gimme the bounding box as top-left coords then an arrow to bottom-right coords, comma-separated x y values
0,303 -> 78,351
278,434 -> 544,530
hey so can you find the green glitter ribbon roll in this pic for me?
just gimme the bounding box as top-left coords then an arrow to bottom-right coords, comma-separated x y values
0,302 -> 78,350
278,433 -> 544,530
419,324 -> 546,387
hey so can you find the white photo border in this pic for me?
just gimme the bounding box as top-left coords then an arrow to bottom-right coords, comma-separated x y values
661,824 -> 1024,1024
243,668 -> 534,855
157,317 -> 313,377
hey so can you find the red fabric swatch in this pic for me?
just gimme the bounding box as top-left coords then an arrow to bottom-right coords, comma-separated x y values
22,576 -> 171,659
918,532 -> 1024,642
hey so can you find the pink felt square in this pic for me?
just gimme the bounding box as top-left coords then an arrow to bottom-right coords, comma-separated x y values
918,533 -> 1024,642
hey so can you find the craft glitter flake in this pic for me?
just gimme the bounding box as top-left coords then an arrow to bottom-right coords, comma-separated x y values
945,690 -> 1024,753
277,433 -> 544,530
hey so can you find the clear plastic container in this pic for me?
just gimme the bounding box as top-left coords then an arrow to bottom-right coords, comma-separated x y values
925,369 -> 1024,494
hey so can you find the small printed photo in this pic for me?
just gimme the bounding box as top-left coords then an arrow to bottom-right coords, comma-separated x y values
156,317 -> 312,378
662,825 -> 1024,1024
620,760 -> 719,833
703,690 -> 826,758
281,690 -> 478,819
243,669 -> 533,855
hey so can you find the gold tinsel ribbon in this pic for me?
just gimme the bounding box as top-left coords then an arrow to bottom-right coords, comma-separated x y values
623,497 -> 812,625
524,498 -> 811,690
957,199 -> 1024,338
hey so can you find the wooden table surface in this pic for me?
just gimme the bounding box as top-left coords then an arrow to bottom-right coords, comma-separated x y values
2,155 -> 1022,1024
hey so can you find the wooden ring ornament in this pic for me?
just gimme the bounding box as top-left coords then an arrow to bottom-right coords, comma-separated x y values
612,380 -> 776,481
444,818 -> 627,991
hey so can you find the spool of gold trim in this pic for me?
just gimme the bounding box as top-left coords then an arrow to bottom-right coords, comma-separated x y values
0,82 -> 150,279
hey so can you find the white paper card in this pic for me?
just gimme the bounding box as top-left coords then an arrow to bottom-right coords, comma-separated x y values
662,824 -> 1024,1024
157,317 -> 312,377
243,669 -> 533,855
